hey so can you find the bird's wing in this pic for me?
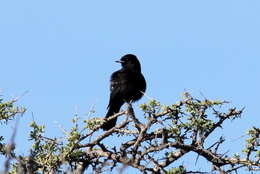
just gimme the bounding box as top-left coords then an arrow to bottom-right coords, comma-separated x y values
110,70 -> 122,91
107,70 -> 124,108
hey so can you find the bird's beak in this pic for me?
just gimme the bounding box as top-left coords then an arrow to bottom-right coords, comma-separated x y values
115,60 -> 124,63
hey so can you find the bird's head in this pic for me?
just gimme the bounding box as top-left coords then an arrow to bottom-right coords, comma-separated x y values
116,54 -> 142,72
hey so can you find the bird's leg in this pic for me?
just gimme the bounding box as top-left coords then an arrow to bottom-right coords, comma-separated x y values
125,102 -> 133,116
126,102 -> 143,131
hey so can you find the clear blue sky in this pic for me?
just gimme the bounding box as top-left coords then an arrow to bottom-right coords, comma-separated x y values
1,0 -> 260,173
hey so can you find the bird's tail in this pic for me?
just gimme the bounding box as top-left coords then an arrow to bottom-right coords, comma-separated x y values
101,102 -> 123,130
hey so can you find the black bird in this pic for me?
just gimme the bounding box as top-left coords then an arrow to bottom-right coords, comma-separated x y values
101,54 -> 146,130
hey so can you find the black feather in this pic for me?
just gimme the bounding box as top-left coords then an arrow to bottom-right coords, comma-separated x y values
101,54 -> 146,130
